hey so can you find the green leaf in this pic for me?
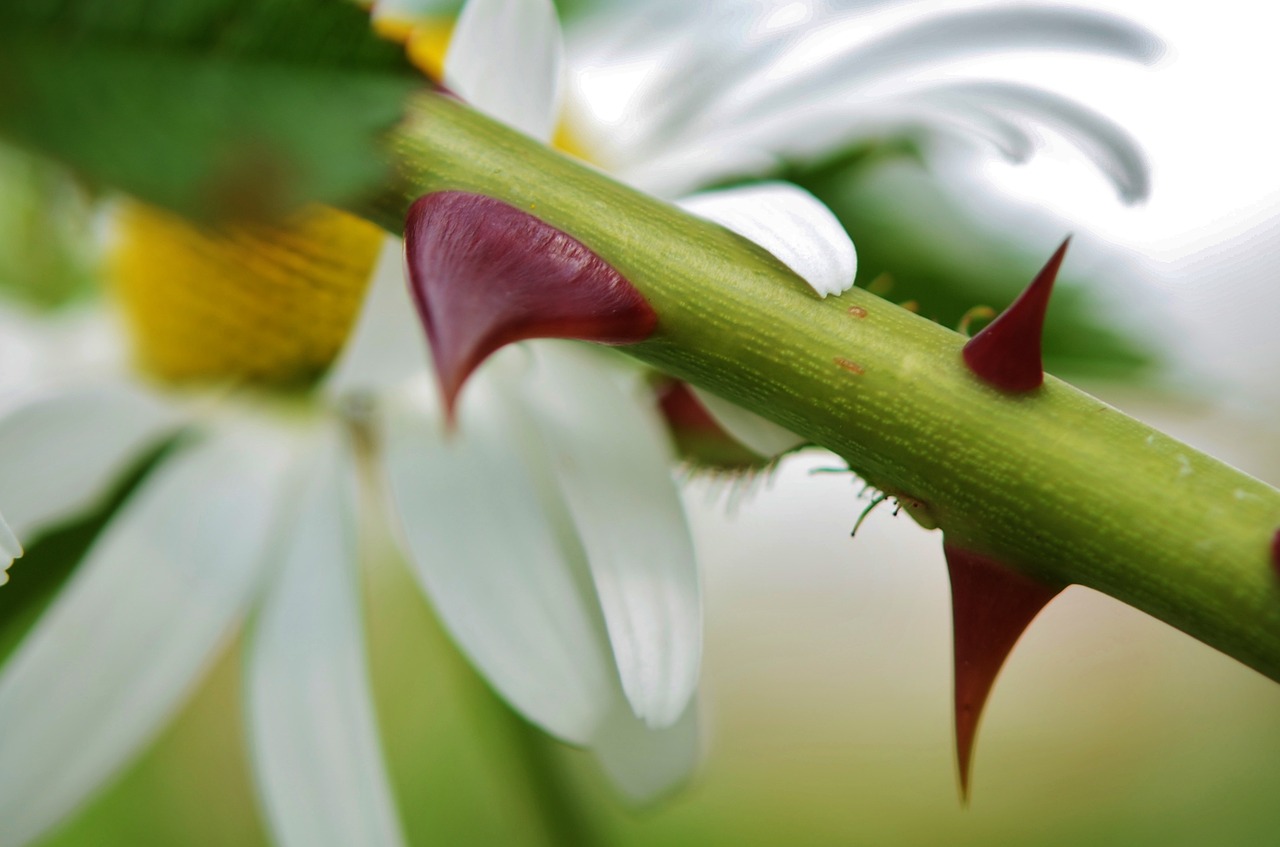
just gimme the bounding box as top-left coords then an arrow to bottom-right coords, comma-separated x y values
0,0 -> 425,220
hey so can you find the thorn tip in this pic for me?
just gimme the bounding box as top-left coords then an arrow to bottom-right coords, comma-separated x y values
943,542 -> 1062,801
962,237 -> 1070,392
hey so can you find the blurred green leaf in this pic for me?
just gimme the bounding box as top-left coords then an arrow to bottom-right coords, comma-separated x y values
0,142 -> 96,307
0,0 -> 424,221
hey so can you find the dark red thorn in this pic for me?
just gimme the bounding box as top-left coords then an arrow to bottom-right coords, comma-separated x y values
1270,528 -> 1280,581
404,191 -> 657,420
943,542 -> 1063,802
657,381 -> 724,436
962,237 -> 1071,392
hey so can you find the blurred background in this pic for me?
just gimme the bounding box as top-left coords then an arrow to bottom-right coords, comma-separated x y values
3,0 -> 1279,845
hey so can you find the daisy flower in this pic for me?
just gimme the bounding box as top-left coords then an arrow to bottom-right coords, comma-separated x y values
0,0 -> 865,835
0,0 -> 1159,844
0,196 -> 727,846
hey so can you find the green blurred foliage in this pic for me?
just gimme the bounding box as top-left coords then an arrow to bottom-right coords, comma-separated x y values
0,144 -> 96,307
0,0 -> 423,221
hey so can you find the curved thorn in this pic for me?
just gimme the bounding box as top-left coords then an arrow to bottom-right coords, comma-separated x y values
943,542 -> 1062,802
962,237 -> 1070,392
404,191 -> 657,421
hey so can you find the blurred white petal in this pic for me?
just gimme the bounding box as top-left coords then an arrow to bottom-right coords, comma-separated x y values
725,7 -> 1162,132
247,427 -> 406,847
916,81 -> 1150,203
689,386 -> 806,459
677,182 -> 856,298
381,372 -> 615,744
0,424 -> 297,847
0,383 -> 182,539
592,697 -> 700,805
519,344 -> 700,728
0,511 -> 20,586
324,237 -> 430,399
446,0 -> 564,142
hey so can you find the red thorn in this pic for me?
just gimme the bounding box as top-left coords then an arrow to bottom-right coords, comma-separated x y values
943,542 -> 1062,802
962,237 -> 1070,392
657,381 -> 724,436
1271,528 -> 1280,581
404,192 -> 657,420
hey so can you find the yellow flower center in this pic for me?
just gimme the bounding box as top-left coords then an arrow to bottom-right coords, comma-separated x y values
108,203 -> 383,386
110,15 -> 595,389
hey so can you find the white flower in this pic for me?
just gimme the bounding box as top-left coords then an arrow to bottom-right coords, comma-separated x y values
559,0 -> 1158,203
0,200 -> 710,846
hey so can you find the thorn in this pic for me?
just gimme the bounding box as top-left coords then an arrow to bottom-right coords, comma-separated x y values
656,381 -> 722,435
962,237 -> 1070,392
1271,528 -> 1280,581
404,192 -> 657,421
943,542 -> 1063,802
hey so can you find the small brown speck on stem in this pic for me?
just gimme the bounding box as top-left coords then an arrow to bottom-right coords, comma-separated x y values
847,306 -> 868,318
834,357 -> 864,375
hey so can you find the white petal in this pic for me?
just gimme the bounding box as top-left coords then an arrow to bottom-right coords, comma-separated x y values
677,182 -> 856,298
445,0 -> 564,142
247,427 -> 406,847
688,387 -> 806,459
518,344 -> 700,728
919,81 -> 1150,203
0,424 -> 298,847
592,697 -> 699,805
324,237 -> 431,399
0,511 -> 21,587
730,7 -> 1162,131
0,383 -> 181,539
380,371 -> 615,744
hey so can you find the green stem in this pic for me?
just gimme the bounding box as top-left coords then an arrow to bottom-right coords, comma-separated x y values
365,92 -> 1280,683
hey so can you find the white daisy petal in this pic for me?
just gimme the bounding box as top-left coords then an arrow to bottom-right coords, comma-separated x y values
0,424 -> 298,847
592,697 -> 699,806
732,7 -> 1162,129
918,81 -> 1150,203
247,426 -> 406,847
677,182 -> 857,298
519,344 -> 700,728
688,386 -> 806,459
445,0 -> 564,142
380,373 -> 615,744
0,383 -> 181,539
324,237 -> 430,399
